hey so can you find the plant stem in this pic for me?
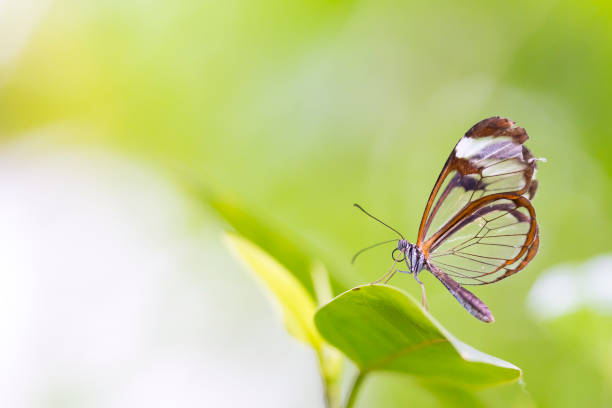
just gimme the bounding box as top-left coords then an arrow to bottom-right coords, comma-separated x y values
322,375 -> 340,408
317,347 -> 342,408
345,371 -> 367,408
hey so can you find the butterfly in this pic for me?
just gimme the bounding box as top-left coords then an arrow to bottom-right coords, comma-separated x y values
353,117 -> 541,322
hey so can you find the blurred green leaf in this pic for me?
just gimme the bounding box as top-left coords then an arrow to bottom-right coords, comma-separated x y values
315,285 -> 521,388
311,260 -> 334,306
309,261 -> 344,406
204,192 -> 316,296
224,231 -> 322,348
225,231 -> 345,408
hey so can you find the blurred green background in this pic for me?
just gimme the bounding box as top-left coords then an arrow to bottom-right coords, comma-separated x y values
1,0 -> 611,407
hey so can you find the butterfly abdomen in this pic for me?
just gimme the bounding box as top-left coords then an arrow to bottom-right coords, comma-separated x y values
427,263 -> 494,323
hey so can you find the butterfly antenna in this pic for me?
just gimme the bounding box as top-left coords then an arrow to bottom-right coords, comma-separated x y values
353,204 -> 405,239
351,239 -> 398,264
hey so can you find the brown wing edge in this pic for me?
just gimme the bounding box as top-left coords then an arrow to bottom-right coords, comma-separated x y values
427,262 -> 494,323
464,116 -> 528,142
482,224 -> 539,285
416,156 -> 453,246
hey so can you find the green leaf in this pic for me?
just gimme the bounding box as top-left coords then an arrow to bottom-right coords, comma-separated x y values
224,232 -> 322,348
198,190 -> 316,296
314,284 -> 521,389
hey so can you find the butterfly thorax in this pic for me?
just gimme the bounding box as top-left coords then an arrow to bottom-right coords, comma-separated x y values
395,239 -> 425,275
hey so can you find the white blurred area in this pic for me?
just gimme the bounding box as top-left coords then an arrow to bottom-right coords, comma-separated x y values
527,255 -> 612,320
0,0 -> 50,72
0,135 -> 322,407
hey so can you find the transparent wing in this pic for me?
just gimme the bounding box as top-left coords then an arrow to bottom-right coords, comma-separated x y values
426,196 -> 539,285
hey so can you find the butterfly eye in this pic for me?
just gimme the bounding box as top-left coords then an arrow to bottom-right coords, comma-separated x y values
392,248 -> 405,262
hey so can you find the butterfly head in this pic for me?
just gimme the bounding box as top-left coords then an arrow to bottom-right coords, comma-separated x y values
397,239 -> 409,251
392,239 -> 411,262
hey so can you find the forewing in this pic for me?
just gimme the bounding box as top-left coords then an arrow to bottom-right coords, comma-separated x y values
426,195 -> 539,285
417,117 -> 539,246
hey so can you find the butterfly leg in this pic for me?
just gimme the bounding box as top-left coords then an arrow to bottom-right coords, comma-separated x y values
383,270 -> 397,284
414,273 -> 429,311
372,259 -> 398,284
387,269 -> 410,284
397,268 -> 429,310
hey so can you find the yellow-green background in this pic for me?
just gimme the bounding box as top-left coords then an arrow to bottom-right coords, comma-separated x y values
1,0 -> 611,407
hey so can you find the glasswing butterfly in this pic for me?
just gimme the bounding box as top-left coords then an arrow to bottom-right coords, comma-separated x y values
354,117 -> 541,322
